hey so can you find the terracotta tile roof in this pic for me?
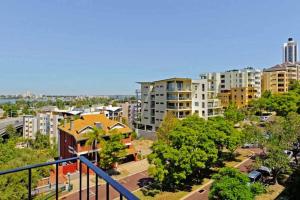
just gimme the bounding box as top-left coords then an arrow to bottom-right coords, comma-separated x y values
59,114 -> 132,141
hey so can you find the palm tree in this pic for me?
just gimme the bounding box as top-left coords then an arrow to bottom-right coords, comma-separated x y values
85,127 -> 105,164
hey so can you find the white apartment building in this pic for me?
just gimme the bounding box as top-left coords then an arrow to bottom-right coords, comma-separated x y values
23,113 -> 59,144
138,78 -> 222,132
37,113 -> 59,143
23,115 -> 38,140
220,67 -> 262,98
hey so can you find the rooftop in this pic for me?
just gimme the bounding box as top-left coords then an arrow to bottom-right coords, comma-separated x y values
59,114 -> 132,141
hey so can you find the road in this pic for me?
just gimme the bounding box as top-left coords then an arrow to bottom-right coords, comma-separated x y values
0,117 -> 23,135
61,171 -> 150,200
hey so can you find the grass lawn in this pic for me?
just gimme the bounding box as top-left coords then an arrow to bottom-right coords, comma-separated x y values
133,148 -> 253,200
225,148 -> 252,167
255,184 -> 285,200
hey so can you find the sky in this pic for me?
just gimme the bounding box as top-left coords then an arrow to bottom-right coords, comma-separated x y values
0,0 -> 300,95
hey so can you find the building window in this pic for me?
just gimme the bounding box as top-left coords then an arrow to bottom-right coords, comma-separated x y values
195,94 -> 197,98
202,94 -> 205,100
202,84 -> 205,91
202,102 -> 205,108
195,102 -> 199,106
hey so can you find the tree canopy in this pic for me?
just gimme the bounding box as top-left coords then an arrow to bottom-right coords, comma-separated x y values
209,167 -> 264,200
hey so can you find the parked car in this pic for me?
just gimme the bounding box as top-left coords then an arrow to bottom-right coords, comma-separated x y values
248,170 -> 262,183
257,166 -> 272,177
242,143 -> 257,148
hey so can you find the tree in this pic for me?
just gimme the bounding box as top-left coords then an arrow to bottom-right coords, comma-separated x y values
257,148 -> 290,184
224,104 -> 245,124
98,134 -> 126,170
84,127 -> 105,164
209,167 -> 264,200
156,112 -> 179,143
5,124 -> 17,138
32,131 -> 50,149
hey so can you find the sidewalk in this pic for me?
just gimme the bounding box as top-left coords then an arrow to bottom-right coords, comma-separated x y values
61,159 -> 149,198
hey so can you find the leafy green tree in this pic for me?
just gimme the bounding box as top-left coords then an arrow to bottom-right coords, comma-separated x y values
224,104 -> 245,123
156,112 -> 179,143
209,167 -> 264,200
257,148 -> 290,184
32,131 -> 50,149
99,134 -> 126,170
5,124 -> 17,138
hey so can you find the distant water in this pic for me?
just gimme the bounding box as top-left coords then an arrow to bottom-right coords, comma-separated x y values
0,99 -> 17,104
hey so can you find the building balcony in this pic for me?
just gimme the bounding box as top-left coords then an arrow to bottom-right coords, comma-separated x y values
167,96 -> 192,101
0,156 -> 138,200
166,87 -> 191,92
166,106 -> 192,110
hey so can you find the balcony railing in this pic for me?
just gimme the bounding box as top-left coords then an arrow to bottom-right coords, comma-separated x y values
0,156 -> 139,200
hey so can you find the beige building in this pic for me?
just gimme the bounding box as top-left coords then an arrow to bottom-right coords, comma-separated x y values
121,100 -> 141,128
138,77 -> 222,131
262,63 -> 300,93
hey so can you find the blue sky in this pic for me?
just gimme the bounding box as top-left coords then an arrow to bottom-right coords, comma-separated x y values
0,0 -> 300,95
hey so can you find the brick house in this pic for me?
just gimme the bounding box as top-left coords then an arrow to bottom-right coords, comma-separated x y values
58,114 -> 137,173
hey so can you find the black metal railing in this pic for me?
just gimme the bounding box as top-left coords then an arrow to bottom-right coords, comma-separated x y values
0,156 -> 139,200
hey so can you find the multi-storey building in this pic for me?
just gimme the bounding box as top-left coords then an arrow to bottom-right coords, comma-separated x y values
283,38 -> 298,63
121,100 -> 141,128
200,74 -> 223,117
23,115 -> 38,139
138,77 -> 222,132
58,114 -> 137,162
262,63 -> 300,93
37,113 -> 59,143
204,67 -> 261,108
23,113 -> 59,143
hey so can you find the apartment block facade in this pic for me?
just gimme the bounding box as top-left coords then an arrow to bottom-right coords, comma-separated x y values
204,67 -> 261,108
23,113 -> 59,143
121,101 -> 141,128
262,63 -> 300,93
138,78 -> 222,131
23,115 -> 38,140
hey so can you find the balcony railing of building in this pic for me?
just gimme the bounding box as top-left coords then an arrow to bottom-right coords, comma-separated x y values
0,156 -> 139,200
166,87 -> 191,92
167,106 -> 191,110
167,96 -> 191,101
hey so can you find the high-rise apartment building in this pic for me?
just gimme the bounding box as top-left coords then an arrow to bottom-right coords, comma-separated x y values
283,38 -> 298,63
262,63 -> 300,93
138,78 -> 222,132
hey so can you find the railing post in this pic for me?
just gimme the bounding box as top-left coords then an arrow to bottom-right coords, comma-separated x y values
106,183 -> 109,200
87,166 -> 89,200
28,168 -> 31,200
95,175 -> 98,200
79,160 -> 82,200
56,163 -> 59,200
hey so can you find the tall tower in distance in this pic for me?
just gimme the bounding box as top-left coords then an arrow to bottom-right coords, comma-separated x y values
283,37 -> 298,63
